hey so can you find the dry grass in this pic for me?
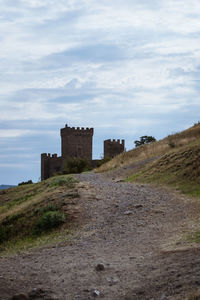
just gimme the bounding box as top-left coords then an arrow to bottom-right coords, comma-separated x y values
188,291 -> 200,300
124,133 -> 200,196
96,123 -> 200,173
96,141 -> 168,173
95,122 -> 200,196
127,141 -> 200,192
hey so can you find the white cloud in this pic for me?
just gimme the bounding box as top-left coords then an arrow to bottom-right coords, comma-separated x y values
0,129 -> 32,138
0,129 -> 57,137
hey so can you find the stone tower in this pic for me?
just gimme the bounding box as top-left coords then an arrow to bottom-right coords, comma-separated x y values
41,124 -> 126,180
104,139 -> 125,158
41,153 -> 62,180
60,124 -> 94,161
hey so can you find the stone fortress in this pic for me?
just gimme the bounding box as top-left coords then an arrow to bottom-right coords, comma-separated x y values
41,124 -> 125,180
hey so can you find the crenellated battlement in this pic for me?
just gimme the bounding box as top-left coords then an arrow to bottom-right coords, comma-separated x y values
41,153 -> 59,159
104,139 -> 125,145
61,124 -> 93,136
41,153 -> 62,180
61,123 -> 93,160
104,138 -> 125,158
41,122 -> 126,180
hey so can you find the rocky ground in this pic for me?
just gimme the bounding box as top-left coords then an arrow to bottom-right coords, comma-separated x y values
0,172 -> 200,300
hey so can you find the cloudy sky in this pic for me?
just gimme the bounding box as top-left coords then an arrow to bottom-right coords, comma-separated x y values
1,0 -> 200,184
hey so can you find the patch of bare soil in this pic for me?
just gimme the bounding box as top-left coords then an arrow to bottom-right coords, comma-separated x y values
0,172 -> 199,300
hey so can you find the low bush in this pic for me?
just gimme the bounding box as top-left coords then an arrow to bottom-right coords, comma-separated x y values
34,210 -> 65,234
63,158 -> 91,174
18,180 -> 33,186
47,175 -> 77,188
63,158 -> 90,174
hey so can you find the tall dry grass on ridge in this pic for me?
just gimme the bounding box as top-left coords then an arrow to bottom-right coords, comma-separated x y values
96,122 -> 200,173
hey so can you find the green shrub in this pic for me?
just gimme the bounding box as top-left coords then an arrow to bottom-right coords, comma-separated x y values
63,158 -> 90,174
47,175 -> 77,188
34,211 -> 65,234
18,180 -> 33,186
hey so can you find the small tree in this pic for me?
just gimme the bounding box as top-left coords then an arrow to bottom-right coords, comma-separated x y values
134,135 -> 156,147
18,180 -> 33,186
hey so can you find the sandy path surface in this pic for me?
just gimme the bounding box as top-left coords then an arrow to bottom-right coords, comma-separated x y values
0,172 -> 199,300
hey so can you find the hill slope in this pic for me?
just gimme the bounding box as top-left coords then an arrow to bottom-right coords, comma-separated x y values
128,141 -> 200,196
0,175 -> 81,253
96,122 -> 200,196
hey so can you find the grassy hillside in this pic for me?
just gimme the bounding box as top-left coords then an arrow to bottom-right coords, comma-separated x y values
96,122 -> 200,196
127,140 -> 200,196
0,175 -> 80,254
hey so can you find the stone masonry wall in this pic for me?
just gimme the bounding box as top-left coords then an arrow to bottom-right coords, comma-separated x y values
60,124 -> 93,161
104,139 -> 125,158
41,153 -> 63,180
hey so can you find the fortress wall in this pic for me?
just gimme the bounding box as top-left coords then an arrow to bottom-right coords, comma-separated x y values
41,123 -> 125,180
41,153 -> 62,180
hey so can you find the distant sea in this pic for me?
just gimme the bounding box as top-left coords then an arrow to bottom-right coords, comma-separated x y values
0,185 -> 16,190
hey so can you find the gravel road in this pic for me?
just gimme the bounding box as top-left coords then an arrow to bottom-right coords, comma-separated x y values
0,172 -> 199,300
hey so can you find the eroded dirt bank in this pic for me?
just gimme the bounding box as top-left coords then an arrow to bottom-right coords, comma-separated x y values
0,173 -> 199,300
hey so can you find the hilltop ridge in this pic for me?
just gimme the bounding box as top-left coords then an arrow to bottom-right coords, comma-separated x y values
96,122 -> 200,196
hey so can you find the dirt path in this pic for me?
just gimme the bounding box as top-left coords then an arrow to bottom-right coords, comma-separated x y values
0,173 -> 199,300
